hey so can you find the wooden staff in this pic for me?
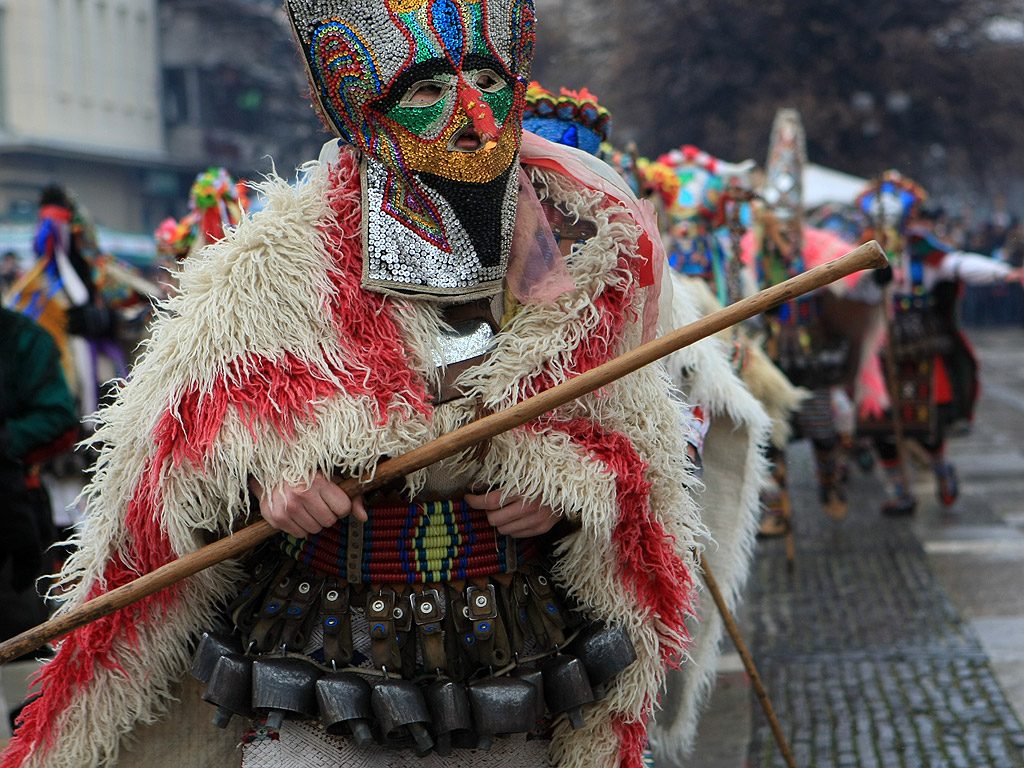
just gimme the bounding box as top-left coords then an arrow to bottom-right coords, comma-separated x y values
699,552 -> 798,768
0,242 -> 887,665
102,257 -> 165,301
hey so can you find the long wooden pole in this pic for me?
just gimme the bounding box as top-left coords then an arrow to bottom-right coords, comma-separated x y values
0,242 -> 887,665
699,553 -> 798,768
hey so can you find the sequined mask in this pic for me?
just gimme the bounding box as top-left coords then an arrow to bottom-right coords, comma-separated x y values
287,0 -> 536,300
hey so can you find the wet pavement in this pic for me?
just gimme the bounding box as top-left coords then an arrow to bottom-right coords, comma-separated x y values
687,327 -> 1024,768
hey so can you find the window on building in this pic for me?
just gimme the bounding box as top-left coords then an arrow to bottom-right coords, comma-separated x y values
0,6 -> 6,128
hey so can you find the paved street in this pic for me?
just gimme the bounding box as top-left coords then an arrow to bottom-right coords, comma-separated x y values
687,327 -> 1024,768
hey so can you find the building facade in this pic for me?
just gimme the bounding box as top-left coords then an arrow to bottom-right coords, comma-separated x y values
0,0 -> 329,252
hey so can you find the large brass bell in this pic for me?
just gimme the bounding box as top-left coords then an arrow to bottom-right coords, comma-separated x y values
190,631 -> 242,683
467,677 -> 538,750
202,652 -> 254,728
542,654 -> 594,730
316,672 -> 374,747
570,624 -> 637,699
424,678 -> 472,757
252,657 -> 322,731
371,677 -> 434,755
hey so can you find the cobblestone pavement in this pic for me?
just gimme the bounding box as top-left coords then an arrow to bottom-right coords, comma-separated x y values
742,328 -> 1024,768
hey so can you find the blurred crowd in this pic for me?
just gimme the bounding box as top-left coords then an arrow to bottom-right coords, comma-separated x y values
932,195 -> 1024,267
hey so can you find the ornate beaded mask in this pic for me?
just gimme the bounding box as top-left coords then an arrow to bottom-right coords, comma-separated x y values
287,0 -> 536,300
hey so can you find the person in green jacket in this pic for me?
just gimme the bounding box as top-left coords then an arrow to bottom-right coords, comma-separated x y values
0,307 -> 80,641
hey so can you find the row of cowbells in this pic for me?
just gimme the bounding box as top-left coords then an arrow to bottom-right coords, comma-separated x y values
189,623 -> 637,756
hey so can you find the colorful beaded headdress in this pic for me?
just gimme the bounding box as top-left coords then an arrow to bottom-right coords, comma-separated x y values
286,0 -> 537,301
855,169 -> 928,232
522,82 -> 611,156
154,168 -> 248,260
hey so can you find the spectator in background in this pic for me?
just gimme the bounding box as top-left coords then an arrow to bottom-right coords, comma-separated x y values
0,306 -> 80,642
980,193 -> 1013,256
995,218 -> 1024,268
1,251 -> 21,297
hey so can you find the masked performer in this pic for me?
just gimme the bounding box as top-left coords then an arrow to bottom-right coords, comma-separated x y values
855,175 -> 1021,514
646,145 -> 805,538
6,186 -> 126,421
747,109 -> 873,522
5,4 -> 705,768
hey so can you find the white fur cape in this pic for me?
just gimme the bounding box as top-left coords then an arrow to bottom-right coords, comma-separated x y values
6,142 -> 705,768
647,272 -> 773,764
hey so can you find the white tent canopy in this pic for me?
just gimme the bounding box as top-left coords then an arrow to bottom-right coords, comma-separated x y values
803,163 -> 870,208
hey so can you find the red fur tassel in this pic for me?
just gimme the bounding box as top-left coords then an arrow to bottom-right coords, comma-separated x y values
543,418 -> 695,655
614,714 -> 650,768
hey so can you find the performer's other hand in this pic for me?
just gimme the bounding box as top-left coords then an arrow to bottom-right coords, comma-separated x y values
465,490 -> 562,538
251,472 -> 367,538
1004,267 -> 1023,283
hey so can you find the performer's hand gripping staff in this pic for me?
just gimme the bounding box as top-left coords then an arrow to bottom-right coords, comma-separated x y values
0,242 -> 887,665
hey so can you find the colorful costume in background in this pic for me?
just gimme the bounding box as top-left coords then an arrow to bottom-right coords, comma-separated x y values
854,173 -> 1014,512
749,109 -> 865,521
6,190 -> 129,420
5,4 -> 705,768
523,83 -> 611,158
155,168 -> 249,294
155,167 -> 249,261
647,144 -> 803,451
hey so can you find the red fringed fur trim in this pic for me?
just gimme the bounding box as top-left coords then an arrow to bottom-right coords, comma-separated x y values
537,418 -> 695,659
614,714 -> 650,768
533,417 -> 694,768
524,231 -> 640,396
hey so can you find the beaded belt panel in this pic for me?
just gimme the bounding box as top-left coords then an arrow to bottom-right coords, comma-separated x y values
281,500 -> 534,584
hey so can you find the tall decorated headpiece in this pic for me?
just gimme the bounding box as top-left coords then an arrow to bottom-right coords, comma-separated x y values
759,108 -> 807,280
286,0 -> 537,301
763,108 -> 806,227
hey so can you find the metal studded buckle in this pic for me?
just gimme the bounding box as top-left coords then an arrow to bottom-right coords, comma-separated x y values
465,585 -> 498,621
411,588 -> 444,628
367,590 -> 396,640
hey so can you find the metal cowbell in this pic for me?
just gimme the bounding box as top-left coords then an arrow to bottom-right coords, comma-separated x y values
542,654 -> 594,730
202,652 -> 255,728
252,657 -> 322,732
467,677 -> 538,750
190,631 -> 242,683
570,624 -> 637,699
424,677 -> 473,757
371,677 -> 434,756
316,672 -> 375,747
512,664 -> 546,720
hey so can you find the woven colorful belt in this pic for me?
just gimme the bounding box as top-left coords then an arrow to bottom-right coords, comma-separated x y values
280,499 -> 535,584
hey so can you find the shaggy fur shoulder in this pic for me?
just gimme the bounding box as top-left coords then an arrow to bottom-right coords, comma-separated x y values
6,148 -> 701,768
